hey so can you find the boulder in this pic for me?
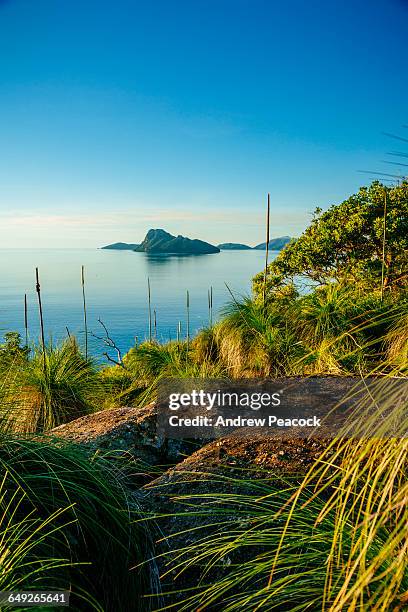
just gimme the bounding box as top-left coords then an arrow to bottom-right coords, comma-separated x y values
51,403 -> 201,467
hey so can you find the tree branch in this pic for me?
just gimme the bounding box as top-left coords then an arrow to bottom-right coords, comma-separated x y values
91,318 -> 127,369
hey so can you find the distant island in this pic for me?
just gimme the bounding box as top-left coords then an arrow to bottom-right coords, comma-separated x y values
254,236 -> 291,250
101,241 -> 140,250
102,229 -> 219,255
218,236 -> 291,250
102,232 -> 291,254
217,242 -> 252,250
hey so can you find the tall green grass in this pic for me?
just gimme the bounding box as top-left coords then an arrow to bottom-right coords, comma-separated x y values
212,296 -> 304,376
142,309 -> 408,610
0,282 -> 402,424
2,338 -> 102,433
0,434 -> 157,611
0,472 -> 75,602
293,375 -> 408,611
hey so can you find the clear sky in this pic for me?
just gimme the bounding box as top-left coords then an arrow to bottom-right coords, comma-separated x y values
0,0 -> 407,248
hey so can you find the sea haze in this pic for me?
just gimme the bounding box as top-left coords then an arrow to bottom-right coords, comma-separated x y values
0,248 -> 274,360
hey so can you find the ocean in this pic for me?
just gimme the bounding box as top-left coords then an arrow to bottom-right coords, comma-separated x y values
0,248 -> 276,360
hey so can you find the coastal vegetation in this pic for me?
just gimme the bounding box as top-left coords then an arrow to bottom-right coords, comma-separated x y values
253,181 -> 407,293
0,181 -> 406,610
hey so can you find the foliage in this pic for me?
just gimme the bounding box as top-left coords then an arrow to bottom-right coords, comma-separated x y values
253,181 -> 408,295
98,364 -> 146,408
0,332 -> 29,371
0,286 -> 405,425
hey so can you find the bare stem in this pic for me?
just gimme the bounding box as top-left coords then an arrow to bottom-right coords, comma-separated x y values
24,293 -> 28,346
81,265 -> 88,359
147,277 -> 152,342
35,268 -> 46,372
186,290 -> 190,347
380,191 -> 387,302
263,193 -> 271,305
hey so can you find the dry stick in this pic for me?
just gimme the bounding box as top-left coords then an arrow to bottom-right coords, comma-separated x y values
147,277 -> 152,342
35,268 -> 46,372
210,285 -> 213,327
186,290 -> 190,347
262,193 -> 271,305
177,320 -> 181,343
24,293 -> 28,346
380,191 -> 388,303
81,265 -> 88,359
66,326 -> 71,339
153,309 -> 157,340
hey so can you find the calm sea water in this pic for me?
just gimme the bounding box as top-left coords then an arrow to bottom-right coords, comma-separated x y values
0,249 -> 276,359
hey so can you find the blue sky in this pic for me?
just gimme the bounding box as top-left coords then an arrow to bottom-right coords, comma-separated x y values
0,0 -> 407,247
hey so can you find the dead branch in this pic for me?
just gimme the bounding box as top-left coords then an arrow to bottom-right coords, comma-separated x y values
92,318 -> 127,369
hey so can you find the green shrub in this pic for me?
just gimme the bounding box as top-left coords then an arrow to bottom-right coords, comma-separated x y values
3,339 -> 102,432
